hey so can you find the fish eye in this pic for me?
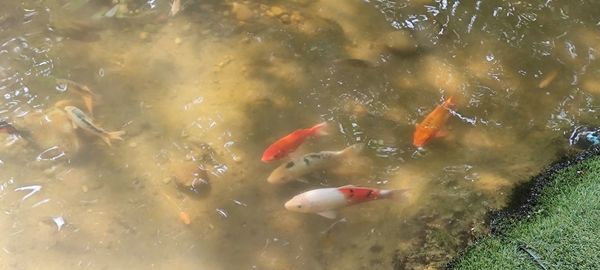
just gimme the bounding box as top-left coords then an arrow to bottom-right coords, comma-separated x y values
296,205 -> 302,208
285,161 -> 295,169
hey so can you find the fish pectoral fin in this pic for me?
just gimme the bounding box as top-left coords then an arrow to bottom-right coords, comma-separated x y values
101,135 -> 113,147
317,211 -> 337,219
434,130 -> 449,138
296,178 -> 310,184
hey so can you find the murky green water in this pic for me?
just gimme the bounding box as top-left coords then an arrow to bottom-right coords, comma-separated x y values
2,0 -> 600,269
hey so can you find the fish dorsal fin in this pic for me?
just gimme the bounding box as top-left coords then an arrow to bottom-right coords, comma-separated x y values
339,185 -> 355,188
288,151 -> 301,160
317,210 -> 337,219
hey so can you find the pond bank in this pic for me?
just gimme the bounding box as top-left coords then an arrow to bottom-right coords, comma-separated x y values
447,146 -> 600,269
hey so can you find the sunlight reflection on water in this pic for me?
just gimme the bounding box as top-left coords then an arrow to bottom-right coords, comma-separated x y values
1,0 -> 600,269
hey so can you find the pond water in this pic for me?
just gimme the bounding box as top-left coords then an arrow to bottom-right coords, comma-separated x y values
1,0 -> 600,269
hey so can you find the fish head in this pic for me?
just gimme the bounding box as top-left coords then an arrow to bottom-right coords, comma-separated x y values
261,154 -> 274,163
267,165 -> 292,184
443,96 -> 456,108
412,125 -> 432,147
284,194 -> 311,213
63,106 -> 76,114
261,149 -> 286,163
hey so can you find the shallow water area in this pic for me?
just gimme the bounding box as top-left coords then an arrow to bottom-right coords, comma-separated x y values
2,0 -> 600,269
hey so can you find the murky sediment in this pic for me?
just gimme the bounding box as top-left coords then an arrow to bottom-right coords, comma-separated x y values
1,0 -> 600,269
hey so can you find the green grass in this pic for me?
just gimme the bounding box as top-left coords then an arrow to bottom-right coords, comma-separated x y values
452,156 -> 600,270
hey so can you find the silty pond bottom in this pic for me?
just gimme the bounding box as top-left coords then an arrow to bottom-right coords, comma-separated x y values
1,0 -> 600,269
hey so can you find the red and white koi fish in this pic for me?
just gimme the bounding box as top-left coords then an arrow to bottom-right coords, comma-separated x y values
261,122 -> 328,163
284,185 -> 407,219
413,96 -> 455,148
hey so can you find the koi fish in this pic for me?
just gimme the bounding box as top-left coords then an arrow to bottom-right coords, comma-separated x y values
261,122 -> 328,162
413,96 -> 455,148
284,185 -> 407,219
56,79 -> 97,116
267,143 -> 364,184
63,106 -> 125,146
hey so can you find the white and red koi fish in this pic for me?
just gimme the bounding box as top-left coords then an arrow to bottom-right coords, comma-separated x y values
284,185 -> 407,219
267,143 -> 364,184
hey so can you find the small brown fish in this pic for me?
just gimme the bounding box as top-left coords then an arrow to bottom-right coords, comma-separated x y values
64,106 -> 125,146
56,79 -> 96,116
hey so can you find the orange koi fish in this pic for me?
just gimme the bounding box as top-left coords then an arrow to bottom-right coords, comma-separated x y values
413,96 -> 455,148
261,122 -> 328,163
284,185 -> 407,219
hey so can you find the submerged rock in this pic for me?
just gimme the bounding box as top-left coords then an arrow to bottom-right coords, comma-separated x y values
13,109 -> 81,157
381,30 -> 418,55
581,77 -> 600,95
473,172 -> 512,193
420,55 -> 466,96
232,2 -> 254,21
267,6 -> 285,17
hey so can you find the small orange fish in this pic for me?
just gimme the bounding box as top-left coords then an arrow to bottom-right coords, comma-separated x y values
413,97 -> 455,148
179,211 -> 191,225
261,122 -> 328,163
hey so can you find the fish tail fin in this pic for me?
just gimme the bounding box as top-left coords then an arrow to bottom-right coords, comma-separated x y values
382,189 -> 409,202
311,122 -> 329,136
83,96 -> 94,117
102,130 -> 125,146
108,130 -> 125,141
340,143 -> 365,156
101,136 -> 113,147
